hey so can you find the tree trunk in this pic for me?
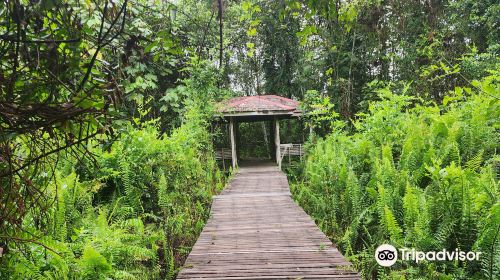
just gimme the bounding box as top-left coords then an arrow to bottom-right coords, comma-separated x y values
217,0 -> 223,69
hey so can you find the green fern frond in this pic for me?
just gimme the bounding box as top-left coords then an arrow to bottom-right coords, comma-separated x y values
466,150 -> 484,171
383,206 -> 403,243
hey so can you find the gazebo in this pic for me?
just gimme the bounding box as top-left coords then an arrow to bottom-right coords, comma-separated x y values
215,95 -> 303,169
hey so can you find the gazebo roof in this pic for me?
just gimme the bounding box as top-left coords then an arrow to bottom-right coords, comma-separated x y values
218,95 -> 301,120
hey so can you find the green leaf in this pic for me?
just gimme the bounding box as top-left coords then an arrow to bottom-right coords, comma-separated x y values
250,19 -> 261,27
144,41 -> 158,53
247,28 -> 257,37
242,1 -> 251,11
80,245 -> 112,277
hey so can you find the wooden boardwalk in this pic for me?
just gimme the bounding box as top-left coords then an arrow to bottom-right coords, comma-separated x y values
177,161 -> 360,280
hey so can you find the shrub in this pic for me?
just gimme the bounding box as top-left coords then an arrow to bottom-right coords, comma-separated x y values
0,105 -> 223,279
292,74 -> 499,279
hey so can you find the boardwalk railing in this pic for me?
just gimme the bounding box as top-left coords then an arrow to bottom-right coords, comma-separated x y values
215,147 -> 232,170
216,144 -> 305,167
215,147 -> 232,160
280,143 -> 304,165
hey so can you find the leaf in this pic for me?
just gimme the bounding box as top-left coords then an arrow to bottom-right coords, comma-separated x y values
144,41 -> 158,53
250,19 -> 261,27
242,1 -> 251,11
247,28 -> 257,37
443,95 -> 451,106
80,245 -> 112,277
252,5 -> 261,13
384,206 -> 403,242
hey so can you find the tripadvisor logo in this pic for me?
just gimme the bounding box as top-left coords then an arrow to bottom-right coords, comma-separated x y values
375,244 -> 398,267
375,244 -> 482,267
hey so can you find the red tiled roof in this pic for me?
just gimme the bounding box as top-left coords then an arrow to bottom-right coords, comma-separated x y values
219,95 -> 300,113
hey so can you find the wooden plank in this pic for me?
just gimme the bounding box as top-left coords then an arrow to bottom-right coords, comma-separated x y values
177,161 -> 360,279
215,148 -> 232,160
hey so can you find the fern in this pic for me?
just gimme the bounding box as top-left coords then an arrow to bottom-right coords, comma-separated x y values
466,150 -> 484,171
158,170 -> 170,210
119,157 -> 141,211
292,84 -> 498,279
402,183 -> 419,232
54,185 -> 67,242
383,206 -> 403,244
80,244 -> 113,279
166,247 -> 175,280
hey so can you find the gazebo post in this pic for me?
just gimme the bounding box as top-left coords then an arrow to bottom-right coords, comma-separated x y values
229,117 -> 237,169
274,117 -> 281,169
235,120 -> 240,161
269,121 -> 275,160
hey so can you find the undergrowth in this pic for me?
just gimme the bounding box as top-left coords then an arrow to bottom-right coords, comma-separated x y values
292,73 -> 499,280
0,104 -> 225,279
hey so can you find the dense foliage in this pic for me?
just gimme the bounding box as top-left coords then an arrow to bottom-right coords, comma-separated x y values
1,1 -> 227,277
0,102 -> 224,279
292,74 -> 499,279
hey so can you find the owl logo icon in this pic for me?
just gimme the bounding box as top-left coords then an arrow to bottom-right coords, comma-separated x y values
375,244 -> 398,267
